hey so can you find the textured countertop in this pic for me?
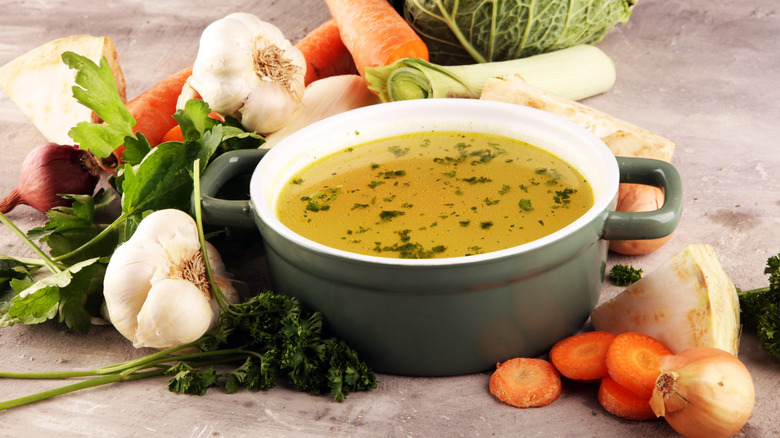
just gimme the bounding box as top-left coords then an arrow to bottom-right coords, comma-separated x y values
1,1 -> 779,436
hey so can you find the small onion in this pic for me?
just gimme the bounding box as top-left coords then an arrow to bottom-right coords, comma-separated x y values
649,347 -> 755,438
609,183 -> 672,255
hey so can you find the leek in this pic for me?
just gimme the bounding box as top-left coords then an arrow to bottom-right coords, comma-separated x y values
365,44 -> 616,103
591,244 -> 741,356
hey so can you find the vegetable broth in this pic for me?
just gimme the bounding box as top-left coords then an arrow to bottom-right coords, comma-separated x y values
276,131 -> 593,259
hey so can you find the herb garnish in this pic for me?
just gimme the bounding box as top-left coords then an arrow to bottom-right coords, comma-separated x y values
304,187 -> 342,212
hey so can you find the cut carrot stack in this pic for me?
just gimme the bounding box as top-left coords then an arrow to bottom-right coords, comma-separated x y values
604,332 -> 673,400
495,330 -> 673,422
598,375 -> 657,421
549,330 -> 617,382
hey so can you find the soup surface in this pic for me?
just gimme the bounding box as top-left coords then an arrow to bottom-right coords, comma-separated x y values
276,131 -> 594,259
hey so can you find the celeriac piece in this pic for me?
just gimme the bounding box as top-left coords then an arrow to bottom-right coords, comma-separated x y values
0,34 -> 126,145
591,244 -> 741,356
479,74 -> 675,162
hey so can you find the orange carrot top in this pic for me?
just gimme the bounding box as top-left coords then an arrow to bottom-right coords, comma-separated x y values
324,0 -> 429,77
296,19 -> 358,85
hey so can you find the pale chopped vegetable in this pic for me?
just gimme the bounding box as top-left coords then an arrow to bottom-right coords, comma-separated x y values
591,244 -> 741,356
480,74 -> 676,162
366,45 -> 616,103
0,35 -> 126,145
262,75 -> 380,148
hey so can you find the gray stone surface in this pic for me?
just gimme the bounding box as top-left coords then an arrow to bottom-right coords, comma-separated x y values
1,1 -> 778,436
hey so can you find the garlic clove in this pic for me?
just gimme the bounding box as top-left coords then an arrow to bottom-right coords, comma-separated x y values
103,243 -> 165,341
239,82 -> 303,134
133,278 -> 217,349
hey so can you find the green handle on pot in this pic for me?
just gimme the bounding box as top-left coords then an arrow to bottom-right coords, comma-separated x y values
602,157 -> 683,240
199,149 -> 267,228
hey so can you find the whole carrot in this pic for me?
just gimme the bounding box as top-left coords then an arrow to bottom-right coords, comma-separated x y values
296,19 -> 358,85
101,66 -> 192,170
324,0 -> 428,77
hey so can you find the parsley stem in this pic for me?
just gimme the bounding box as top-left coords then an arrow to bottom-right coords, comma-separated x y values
0,369 -> 166,411
0,211 -> 61,273
192,160 -> 234,313
50,210 -> 133,263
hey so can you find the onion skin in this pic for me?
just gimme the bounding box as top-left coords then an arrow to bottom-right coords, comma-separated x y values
609,183 -> 672,255
0,142 -> 101,214
650,347 -> 755,438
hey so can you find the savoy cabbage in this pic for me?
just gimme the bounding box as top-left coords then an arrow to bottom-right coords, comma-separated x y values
403,0 -> 635,65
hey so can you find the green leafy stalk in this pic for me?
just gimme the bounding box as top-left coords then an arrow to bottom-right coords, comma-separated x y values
737,253 -> 780,361
63,51 -> 137,159
0,211 -> 61,274
0,369 -> 166,411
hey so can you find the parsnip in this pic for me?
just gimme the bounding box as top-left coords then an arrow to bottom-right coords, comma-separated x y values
0,35 -> 126,145
591,244 -> 741,356
262,75 -> 380,148
479,74 -> 676,162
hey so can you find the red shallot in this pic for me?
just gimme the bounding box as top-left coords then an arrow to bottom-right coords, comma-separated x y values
0,142 -> 101,214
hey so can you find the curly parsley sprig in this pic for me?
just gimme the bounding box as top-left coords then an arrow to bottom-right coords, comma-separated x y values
737,253 -> 780,361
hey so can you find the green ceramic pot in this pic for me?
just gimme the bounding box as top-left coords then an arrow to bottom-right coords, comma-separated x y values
200,99 -> 682,376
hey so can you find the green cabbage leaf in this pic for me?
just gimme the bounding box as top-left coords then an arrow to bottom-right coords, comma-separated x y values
404,0 -> 635,65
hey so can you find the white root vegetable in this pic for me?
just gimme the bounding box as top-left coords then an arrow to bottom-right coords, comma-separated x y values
102,209 -> 238,349
591,244 -> 741,356
609,183 -> 673,255
262,75 -> 380,149
479,74 -> 676,162
0,34 -> 126,145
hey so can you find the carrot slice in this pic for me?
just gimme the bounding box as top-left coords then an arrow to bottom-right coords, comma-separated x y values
488,358 -> 562,408
605,332 -> 673,399
549,331 -> 617,382
296,19 -> 359,86
598,375 -> 657,421
160,125 -> 184,143
323,0 -> 428,77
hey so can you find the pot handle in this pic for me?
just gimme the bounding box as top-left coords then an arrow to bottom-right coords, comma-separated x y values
199,149 -> 267,228
602,157 -> 683,240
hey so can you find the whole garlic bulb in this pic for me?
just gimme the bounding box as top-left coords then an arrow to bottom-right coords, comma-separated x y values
189,12 -> 306,135
102,209 -> 237,349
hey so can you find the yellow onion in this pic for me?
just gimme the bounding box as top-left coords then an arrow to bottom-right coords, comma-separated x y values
609,183 -> 672,255
649,347 -> 755,438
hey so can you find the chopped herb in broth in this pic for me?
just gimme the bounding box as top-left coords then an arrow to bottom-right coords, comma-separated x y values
277,131 -> 594,259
